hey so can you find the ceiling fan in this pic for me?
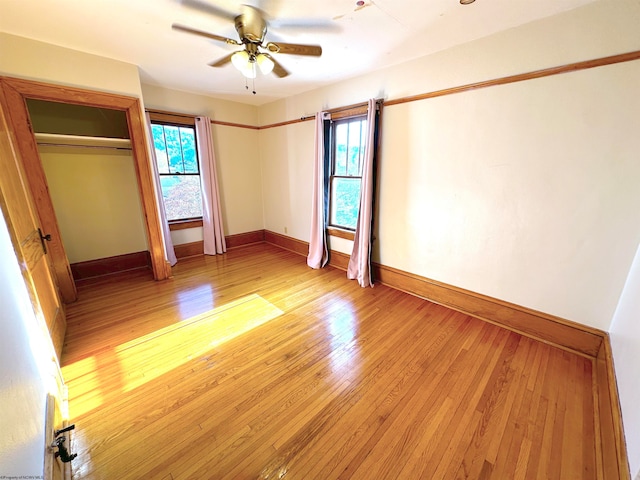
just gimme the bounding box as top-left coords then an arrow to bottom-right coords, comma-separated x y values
172,4 -> 323,79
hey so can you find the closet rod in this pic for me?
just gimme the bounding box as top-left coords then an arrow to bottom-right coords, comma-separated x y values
34,132 -> 132,150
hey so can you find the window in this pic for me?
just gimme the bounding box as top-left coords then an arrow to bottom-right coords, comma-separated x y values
329,116 -> 368,230
151,122 -> 203,221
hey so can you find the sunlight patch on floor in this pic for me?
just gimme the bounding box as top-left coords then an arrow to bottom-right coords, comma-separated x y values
61,356 -> 103,418
63,294 -> 283,417
115,293 -> 283,391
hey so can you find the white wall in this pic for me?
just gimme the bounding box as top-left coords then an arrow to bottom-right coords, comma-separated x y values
258,0 -> 640,332
141,84 -> 259,125
0,214 -> 50,478
0,33 -> 142,97
0,33 -> 156,264
610,243 -> 640,479
259,121 -> 315,241
376,62 -> 640,330
141,84 -> 264,243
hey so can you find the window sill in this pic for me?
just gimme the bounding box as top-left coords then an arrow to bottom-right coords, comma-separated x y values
327,227 -> 355,241
169,219 -> 203,231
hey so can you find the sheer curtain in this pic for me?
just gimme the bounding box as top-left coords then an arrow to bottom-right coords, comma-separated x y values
307,111 -> 330,269
195,116 -> 226,255
145,113 -> 177,266
347,99 -> 379,287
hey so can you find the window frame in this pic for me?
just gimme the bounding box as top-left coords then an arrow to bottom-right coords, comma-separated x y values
327,113 -> 368,235
148,112 -> 203,226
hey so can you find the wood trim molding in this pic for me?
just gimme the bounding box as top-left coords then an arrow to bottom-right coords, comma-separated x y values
226,230 -> 265,248
595,336 -> 631,479
169,219 -> 203,231
385,50 -> 640,108
262,230 -> 604,357
71,251 -> 151,280
151,51 -> 640,132
147,109 -> 259,130
174,241 -> 204,259
329,104 -> 369,120
372,262 -> 603,357
259,117 -> 312,130
328,249 -> 350,271
127,99 -> 171,280
211,119 -> 260,130
146,108 -> 194,120
264,230 -> 309,256
259,100 -> 376,129
328,227 -> 355,241
174,230 -> 266,259
260,50 -> 640,130
147,110 -> 196,126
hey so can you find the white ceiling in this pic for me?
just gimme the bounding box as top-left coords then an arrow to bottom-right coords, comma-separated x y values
1,0 -> 596,106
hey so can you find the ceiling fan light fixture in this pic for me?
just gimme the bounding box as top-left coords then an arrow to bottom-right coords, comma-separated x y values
256,53 -> 275,75
231,50 -> 256,78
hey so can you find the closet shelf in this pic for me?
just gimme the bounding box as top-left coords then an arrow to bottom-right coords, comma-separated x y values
34,132 -> 132,150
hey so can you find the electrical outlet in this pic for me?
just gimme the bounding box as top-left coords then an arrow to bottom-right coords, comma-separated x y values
284,227 -> 288,234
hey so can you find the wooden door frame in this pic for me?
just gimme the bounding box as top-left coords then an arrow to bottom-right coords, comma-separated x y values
0,76 -> 170,301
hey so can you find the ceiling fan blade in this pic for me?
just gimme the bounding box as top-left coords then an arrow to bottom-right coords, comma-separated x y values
172,23 -> 240,46
266,42 -> 322,57
208,53 -> 234,68
270,18 -> 340,33
178,0 -> 236,21
265,54 -> 289,78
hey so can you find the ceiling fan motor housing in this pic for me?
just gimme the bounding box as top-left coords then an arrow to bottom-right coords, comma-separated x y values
234,6 -> 267,44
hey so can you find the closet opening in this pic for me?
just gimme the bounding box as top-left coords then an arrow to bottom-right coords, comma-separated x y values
27,99 -> 152,285
0,76 -> 170,304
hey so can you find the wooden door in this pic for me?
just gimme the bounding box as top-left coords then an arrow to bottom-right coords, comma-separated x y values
0,81 -> 77,303
0,86 -> 66,361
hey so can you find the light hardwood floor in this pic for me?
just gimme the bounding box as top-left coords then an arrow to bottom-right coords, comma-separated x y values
62,243 -> 596,479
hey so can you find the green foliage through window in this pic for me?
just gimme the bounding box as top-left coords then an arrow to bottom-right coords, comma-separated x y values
152,123 -> 202,221
329,117 -> 367,230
